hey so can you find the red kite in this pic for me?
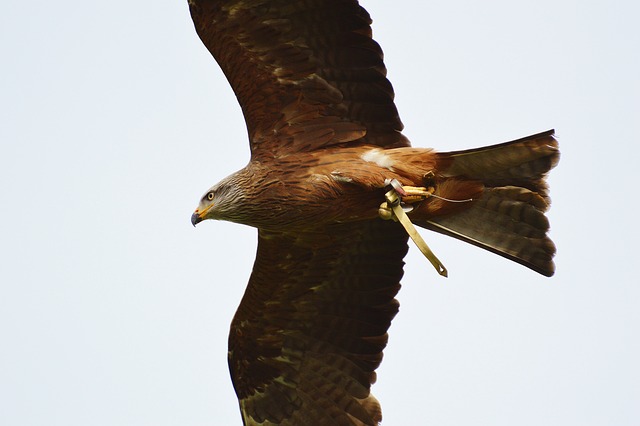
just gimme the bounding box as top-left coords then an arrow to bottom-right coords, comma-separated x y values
188,0 -> 559,424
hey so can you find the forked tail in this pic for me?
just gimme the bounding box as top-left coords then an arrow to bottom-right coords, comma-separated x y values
414,130 -> 560,276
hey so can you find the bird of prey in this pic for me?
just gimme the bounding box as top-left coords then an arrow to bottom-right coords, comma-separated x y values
188,0 -> 559,424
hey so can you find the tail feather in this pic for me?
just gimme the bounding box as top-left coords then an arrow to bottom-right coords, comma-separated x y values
438,129 -> 559,201
415,130 -> 559,276
425,187 -> 556,276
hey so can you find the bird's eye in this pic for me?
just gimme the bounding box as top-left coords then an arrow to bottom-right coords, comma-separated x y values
207,192 -> 214,201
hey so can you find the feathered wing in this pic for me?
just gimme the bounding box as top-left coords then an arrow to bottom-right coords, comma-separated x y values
415,130 -> 560,276
228,221 -> 408,425
188,0 -> 409,158
188,2 -> 560,425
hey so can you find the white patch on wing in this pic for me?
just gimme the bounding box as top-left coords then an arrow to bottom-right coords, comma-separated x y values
330,171 -> 353,183
361,148 -> 395,170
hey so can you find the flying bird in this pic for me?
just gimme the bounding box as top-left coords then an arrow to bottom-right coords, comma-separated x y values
188,0 -> 559,424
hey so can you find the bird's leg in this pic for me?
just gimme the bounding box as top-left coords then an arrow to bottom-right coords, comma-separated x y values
378,178 -> 447,277
384,173 -> 436,204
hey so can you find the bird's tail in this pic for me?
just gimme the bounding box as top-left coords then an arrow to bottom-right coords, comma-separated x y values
412,130 -> 560,276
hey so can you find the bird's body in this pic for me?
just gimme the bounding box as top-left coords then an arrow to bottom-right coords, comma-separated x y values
187,0 -> 559,424
196,133 -> 557,271
197,145 -> 436,230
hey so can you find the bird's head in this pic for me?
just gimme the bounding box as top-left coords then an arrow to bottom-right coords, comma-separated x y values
191,173 -> 246,227
191,187 -> 217,227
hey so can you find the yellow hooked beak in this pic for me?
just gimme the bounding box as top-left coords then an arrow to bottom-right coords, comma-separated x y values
190,204 -> 213,227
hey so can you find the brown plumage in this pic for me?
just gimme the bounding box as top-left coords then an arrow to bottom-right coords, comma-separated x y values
187,0 -> 559,424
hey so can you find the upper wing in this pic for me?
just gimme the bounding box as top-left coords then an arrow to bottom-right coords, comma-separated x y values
188,0 -> 409,158
228,220 -> 408,425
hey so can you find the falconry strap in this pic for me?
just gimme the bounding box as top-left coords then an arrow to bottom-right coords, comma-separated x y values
379,180 -> 448,277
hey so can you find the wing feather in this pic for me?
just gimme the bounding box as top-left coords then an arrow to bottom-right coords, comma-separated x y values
189,0 -> 409,157
228,220 -> 408,425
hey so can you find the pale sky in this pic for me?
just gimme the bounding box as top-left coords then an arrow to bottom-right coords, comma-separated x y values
1,1 -> 638,425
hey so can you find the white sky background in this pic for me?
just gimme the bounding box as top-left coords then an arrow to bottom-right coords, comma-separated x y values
1,0 -> 638,425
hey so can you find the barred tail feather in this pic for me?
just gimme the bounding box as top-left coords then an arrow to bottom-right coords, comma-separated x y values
425,186 -> 556,276
420,130 -> 559,276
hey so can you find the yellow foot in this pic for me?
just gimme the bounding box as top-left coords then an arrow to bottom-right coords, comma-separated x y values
384,179 -> 435,203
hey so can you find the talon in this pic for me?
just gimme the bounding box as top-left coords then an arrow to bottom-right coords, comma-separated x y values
386,179 -> 434,204
400,186 -> 432,199
423,171 -> 436,187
